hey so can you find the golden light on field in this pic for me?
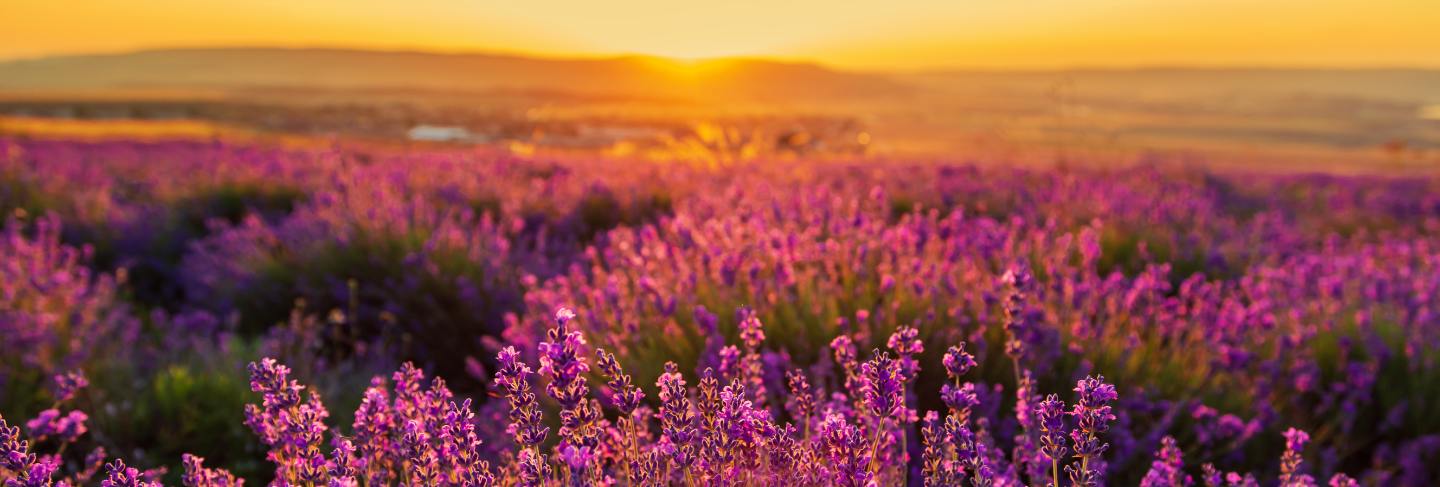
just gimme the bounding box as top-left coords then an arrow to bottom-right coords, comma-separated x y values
3,0 -> 1439,69
0,116 -> 227,139
0,116 -> 322,148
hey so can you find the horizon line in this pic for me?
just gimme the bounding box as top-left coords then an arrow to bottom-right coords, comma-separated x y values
5,44 -> 1440,74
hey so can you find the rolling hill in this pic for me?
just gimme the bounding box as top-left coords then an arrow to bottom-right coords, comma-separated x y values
0,48 -> 911,103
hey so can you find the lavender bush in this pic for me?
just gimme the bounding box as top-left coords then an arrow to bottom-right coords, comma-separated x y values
2,307 -> 1386,486
0,213 -> 138,404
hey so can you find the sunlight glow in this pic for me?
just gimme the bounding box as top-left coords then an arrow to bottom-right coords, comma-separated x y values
2,0 -> 1439,69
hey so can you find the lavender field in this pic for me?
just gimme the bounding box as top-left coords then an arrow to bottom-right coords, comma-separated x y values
1,136 -> 1438,486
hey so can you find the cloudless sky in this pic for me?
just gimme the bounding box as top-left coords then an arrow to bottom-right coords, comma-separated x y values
3,0 -> 1439,69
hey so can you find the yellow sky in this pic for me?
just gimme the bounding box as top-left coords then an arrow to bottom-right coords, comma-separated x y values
3,0 -> 1438,69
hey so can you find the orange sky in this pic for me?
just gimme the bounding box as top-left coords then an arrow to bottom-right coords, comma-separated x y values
3,0 -> 1439,70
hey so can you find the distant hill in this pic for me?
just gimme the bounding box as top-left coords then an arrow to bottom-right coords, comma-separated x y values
0,48 -> 911,102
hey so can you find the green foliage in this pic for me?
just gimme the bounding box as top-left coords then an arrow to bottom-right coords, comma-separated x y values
127,364 -> 267,482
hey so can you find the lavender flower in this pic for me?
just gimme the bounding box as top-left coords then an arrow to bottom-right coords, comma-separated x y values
1139,436 -> 1190,487
1014,370 -> 1047,484
25,409 -> 88,443
400,419 -> 439,485
820,413 -> 873,487
245,357 -> 332,484
920,411 -> 958,486
1067,375 -> 1117,487
1327,473 -> 1358,487
949,414 -> 993,487
860,350 -> 905,421
180,454 -> 242,487
596,348 -> 645,415
538,307 -> 599,480
830,335 -> 858,370
737,307 -> 768,406
785,370 -> 815,436
713,378 -> 769,475
101,460 -> 159,487
1,414 -> 37,481
1280,428 -> 1316,487
941,382 -> 981,424
887,325 -> 923,379
351,380 -> 395,485
326,438 -> 356,483
738,307 -> 766,349
942,343 -> 977,379
52,371 -> 88,404
718,345 -> 742,382
438,399 -> 493,486
657,362 -> 699,475
1035,394 -> 1068,486
1001,263 -> 1035,368
494,346 -> 548,451
516,448 -> 551,487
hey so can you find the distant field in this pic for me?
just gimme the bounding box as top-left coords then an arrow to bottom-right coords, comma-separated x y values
1,49 -> 1437,172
